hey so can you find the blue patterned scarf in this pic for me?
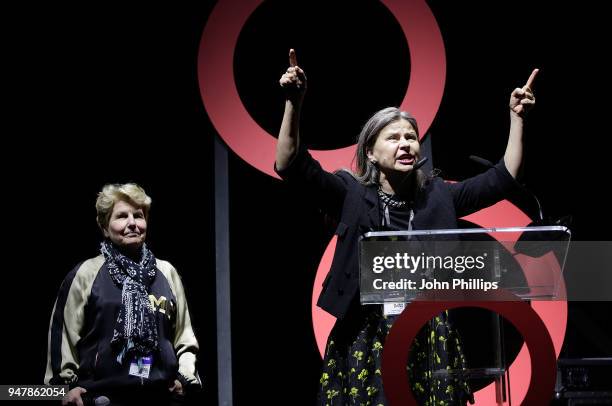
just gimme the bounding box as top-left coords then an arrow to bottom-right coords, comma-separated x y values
100,240 -> 159,364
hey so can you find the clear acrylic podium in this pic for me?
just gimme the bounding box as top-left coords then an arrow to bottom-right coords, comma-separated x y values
359,226 -> 571,404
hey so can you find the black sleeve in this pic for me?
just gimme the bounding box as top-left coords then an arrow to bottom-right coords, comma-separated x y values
274,146 -> 349,220
448,159 -> 523,217
45,263 -> 85,387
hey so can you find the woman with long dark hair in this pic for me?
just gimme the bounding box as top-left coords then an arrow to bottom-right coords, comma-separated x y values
276,49 -> 536,405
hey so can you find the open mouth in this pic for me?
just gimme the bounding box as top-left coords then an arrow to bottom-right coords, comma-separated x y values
396,154 -> 415,165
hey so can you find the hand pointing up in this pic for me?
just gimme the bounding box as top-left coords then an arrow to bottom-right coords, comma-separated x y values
279,49 -> 307,103
510,68 -> 538,116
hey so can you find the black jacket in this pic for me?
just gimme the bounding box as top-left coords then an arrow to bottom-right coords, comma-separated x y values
276,147 -> 522,319
45,255 -> 200,392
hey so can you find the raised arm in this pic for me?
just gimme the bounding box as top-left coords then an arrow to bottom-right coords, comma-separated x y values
276,49 -> 307,171
504,68 -> 538,178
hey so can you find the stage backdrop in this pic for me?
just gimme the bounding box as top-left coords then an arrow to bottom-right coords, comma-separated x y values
2,1 -> 611,405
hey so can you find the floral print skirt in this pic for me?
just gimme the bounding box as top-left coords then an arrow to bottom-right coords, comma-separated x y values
317,304 -> 473,406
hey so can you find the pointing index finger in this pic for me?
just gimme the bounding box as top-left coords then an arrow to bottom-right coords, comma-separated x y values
289,49 -> 297,67
524,68 -> 539,91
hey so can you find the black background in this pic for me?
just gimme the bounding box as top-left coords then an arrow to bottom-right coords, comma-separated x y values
4,1 -> 612,405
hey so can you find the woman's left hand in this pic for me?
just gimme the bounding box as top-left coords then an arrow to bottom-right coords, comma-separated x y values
169,379 -> 184,395
510,68 -> 538,117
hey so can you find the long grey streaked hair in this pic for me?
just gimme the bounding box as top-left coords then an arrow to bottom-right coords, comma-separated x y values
346,107 -> 428,190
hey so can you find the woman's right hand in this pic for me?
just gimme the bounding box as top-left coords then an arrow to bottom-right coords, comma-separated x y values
62,387 -> 87,406
279,49 -> 307,104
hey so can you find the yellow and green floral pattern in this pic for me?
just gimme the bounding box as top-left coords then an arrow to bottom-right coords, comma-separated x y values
317,307 -> 472,406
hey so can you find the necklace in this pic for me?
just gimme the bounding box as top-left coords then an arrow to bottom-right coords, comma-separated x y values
377,187 -> 409,209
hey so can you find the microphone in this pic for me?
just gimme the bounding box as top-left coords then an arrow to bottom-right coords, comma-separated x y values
469,155 -> 494,169
82,393 -> 110,406
469,155 -> 544,222
467,155 -> 571,257
412,156 -> 428,171
396,157 -> 429,191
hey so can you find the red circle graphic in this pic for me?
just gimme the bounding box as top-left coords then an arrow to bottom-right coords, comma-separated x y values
198,0 -> 446,177
382,290 -> 558,405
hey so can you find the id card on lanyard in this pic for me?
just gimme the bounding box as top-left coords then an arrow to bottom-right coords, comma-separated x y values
129,355 -> 153,379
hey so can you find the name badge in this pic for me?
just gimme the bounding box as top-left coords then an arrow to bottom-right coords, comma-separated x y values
383,302 -> 406,316
129,355 -> 153,379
